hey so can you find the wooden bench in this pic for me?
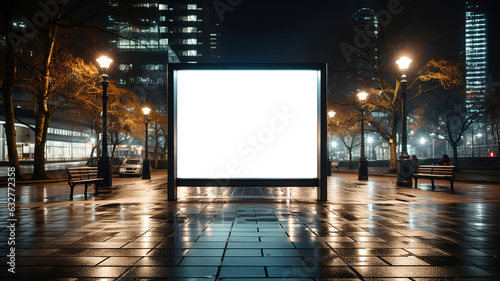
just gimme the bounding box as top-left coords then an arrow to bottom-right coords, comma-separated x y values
331,161 -> 340,172
67,167 -> 103,200
412,165 -> 455,192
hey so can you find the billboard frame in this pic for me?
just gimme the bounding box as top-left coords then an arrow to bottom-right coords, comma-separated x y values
168,63 -> 328,201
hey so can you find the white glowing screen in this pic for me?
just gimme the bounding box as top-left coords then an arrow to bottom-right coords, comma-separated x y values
176,70 -> 319,179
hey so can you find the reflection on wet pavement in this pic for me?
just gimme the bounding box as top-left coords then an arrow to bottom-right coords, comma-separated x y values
1,171 -> 499,279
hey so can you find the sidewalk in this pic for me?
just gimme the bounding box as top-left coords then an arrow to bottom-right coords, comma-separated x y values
4,166 -> 499,186
1,171 -> 499,279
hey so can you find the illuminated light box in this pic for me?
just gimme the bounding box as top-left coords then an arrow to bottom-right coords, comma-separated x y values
168,64 -> 328,201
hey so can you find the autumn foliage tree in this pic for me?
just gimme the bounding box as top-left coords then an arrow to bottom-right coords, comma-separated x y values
17,51 -> 101,179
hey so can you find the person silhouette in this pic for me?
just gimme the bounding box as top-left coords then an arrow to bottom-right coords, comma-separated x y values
439,154 -> 451,166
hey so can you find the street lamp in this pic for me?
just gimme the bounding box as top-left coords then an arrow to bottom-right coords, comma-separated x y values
396,56 -> 412,186
142,107 -> 151,179
357,91 -> 368,180
328,110 -> 336,174
96,55 -> 113,187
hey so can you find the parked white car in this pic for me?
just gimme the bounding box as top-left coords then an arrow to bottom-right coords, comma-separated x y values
119,158 -> 142,177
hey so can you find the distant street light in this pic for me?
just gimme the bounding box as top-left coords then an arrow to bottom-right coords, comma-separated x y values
328,110 -> 337,172
396,56 -> 412,186
142,107 -> 151,180
96,56 -> 113,187
357,91 -> 368,180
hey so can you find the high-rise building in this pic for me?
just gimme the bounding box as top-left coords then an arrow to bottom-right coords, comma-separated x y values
107,0 -> 220,102
465,0 -> 488,115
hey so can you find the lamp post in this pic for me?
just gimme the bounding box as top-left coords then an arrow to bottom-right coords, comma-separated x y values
420,137 -> 426,158
96,56 -> 113,187
475,133 -> 482,157
396,56 -> 412,186
142,107 -> 151,179
327,111 -> 336,175
357,91 -> 369,180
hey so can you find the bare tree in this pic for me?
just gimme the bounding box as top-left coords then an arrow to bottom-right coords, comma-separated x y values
329,108 -> 361,169
417,88 -> 481,169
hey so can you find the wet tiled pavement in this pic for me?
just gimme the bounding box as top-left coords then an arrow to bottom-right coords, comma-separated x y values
1,171 -> 500,280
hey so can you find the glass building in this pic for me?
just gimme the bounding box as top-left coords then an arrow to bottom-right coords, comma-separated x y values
465,0 -> 488,115
108,0 -> 220,103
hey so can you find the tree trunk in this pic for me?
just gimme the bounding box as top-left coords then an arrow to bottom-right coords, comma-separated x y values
389,141 -> 397,173
31,104 -> 51,180
31,19 -> 58,180
90,145 -> 96,159
452,143 -> 459,170
0,10 -> 24,180
348,148 -> 353,169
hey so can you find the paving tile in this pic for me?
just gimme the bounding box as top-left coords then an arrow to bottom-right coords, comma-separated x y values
352,266 -> 495,278
179,256 -> 222,266
343,256 -> 388,266
219,266 -> 266,278
133,256 -> 183,266
222,256 -> 304,266
25,256 -> 106,266
267,266 -> 358,278
227,242 -> 294,249
224,249 -> 262,257
121,266 -> 218,278
381,256 -> 430,265
42,266 -> 129,278
186,248 -> 225,256
98,256 -> 142,266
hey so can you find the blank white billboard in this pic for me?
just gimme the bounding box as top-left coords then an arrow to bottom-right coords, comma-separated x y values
175,69 -> 319,179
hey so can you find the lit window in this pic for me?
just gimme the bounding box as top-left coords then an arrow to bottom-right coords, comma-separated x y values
182,50 -> 197,56
160,38 -> 168,45
187,4 -> 197,10
182,27 -> 197,33
183,38 -> 197,45
185,15 -> 197,21
160,26 -> 168,33
159,4 -> 168,10
160,16 -> 166,21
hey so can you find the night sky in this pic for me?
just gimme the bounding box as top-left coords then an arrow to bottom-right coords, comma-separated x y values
218,0 -> 500,80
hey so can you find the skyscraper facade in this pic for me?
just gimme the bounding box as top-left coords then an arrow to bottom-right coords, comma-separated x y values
465,0 -> 488,115
108,0 -> 220,102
